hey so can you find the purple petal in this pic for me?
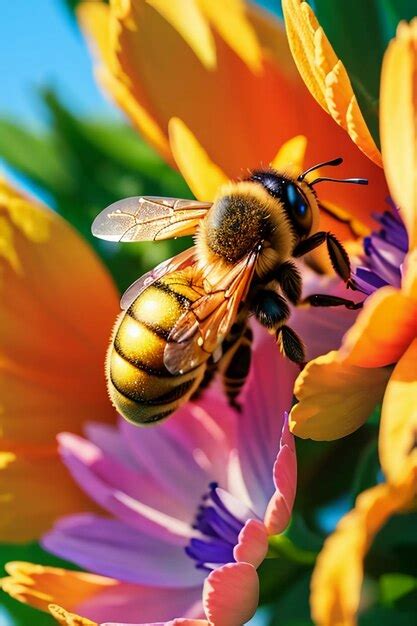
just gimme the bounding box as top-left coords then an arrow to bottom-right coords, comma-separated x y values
43,514 -> 204,588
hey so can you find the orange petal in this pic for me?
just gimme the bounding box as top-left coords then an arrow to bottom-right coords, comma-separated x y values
146,0 -> 216,70
0,182 -> 118,541
79,0 -> 386,239
169,117 -> 228,200
2,562 -> 117,614
290,351 -> 391,440
379,338 -> 417,484
199,0 -> 262,73
341,287 -> 417,368
49,604 -> 97,626
311,465 -> 417,626
380,19 -> 417,249
282,0 -> 382,167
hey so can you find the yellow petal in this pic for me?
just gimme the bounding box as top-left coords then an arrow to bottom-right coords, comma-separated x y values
49,604 -> 97,626
146,0 -> 216,69
0,181 -> 118,541
379,338 -> 417,484
282,0 -> 382,167
380,19 -> 417,249
311,464 -> 417,626
270,134 -> 307,171
2,562 -> 117,614
290,351 -> 391,440
169,117 -> 228,200
341,287 -> 417,368
200,0 -> 262,73
403,249 -> 417,298
78,0 -> 172,163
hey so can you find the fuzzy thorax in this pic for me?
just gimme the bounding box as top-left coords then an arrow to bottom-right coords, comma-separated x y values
196,181 -> 296,279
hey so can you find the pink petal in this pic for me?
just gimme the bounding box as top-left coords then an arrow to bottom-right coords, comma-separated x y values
291,266 -> 362,361
42,513 -> 204,588
233,519 -> 269,568
57,433 -> 193,545
264,417 -> 297,535
119,393 -> 235,512
235,324 -> 298,515
203,563 -> 259,626
78,582 -> 203,624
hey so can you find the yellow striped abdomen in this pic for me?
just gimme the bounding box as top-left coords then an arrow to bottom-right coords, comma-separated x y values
108,271 -> 206,425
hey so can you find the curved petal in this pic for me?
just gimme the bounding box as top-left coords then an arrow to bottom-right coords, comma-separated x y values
380,19 -> 417,249
0,181 -> 118,542
49,604 -> 97,625
311,466 -> 417,626
80,1 -> 387,236
270,135 -> 307,171
290,351 -> 391,440
233,519 -> 269,568
203,562 -> 258,626
168,117 -> 228,200
282,0 -> 382,166
379,338 -> 417,484
235,326 -> 298,515
2,562 -> 203,624
57,433 -> 193,544
264,417 -> 297,535
341,287 -> 417,368
42,513 -> 204,588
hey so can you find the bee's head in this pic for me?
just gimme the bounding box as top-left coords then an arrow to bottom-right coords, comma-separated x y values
248,169 -> 319,239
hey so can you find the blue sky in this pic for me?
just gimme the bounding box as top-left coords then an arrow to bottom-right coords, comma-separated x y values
0,0 -> 117,127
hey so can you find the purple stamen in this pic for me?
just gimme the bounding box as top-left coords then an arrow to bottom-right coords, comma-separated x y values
352,203 -> 408,296
185,483 -> 252,571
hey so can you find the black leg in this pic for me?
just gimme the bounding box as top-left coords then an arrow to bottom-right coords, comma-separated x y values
303,294 -> 364,310
250,289 -> 290,329
221,325 -> 253,411
276,325 -> 305,364
293,231 -> 351,283
272,261 -> 302,304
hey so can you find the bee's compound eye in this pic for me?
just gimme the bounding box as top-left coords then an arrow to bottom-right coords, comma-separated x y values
284,183 -> 312,235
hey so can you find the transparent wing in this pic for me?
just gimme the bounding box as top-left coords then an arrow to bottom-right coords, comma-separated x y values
92,196 -> 212,242
120,247 -> 197,310
164,249 -> 259,375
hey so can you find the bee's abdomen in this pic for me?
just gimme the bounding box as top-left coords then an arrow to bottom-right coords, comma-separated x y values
108,274 -> 205,425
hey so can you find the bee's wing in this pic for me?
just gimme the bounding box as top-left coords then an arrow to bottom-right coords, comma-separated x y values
92,196 -> 212,242
120,246 -> 197,310
164,248 -> 259,375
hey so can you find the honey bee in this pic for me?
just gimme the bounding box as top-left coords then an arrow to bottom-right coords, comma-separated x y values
92,157 -> 367,425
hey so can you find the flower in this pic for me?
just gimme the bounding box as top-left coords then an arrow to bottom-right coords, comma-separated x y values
2,329 -> 297,624
310,458 -> 417,626
0,178 -> 118,541
78,0 -> 387,240
287,19 -> 417,485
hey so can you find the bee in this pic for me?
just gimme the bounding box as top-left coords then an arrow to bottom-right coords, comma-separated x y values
92,157 -> 367,426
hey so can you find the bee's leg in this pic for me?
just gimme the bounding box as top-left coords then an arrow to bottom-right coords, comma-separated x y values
293,231 -> 352,284
250,289 -> 290,328
270,261 -> 302,304
276,325 -> 305,364
221,325 -> 253,411
302,294 -> 364,310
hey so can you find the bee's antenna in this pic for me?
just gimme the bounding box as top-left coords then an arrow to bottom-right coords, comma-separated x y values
309,177 -> 368,187
298,157 -> 343,182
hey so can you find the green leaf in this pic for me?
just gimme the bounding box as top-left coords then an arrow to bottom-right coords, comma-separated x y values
379,574 -> 417,606
350,438 -> 380,502
267,573 -> 313,625
360,604 -> 417,626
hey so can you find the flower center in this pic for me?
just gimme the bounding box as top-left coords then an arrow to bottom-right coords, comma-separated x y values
185,482 -> 251,571
352,206 -> 408,295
